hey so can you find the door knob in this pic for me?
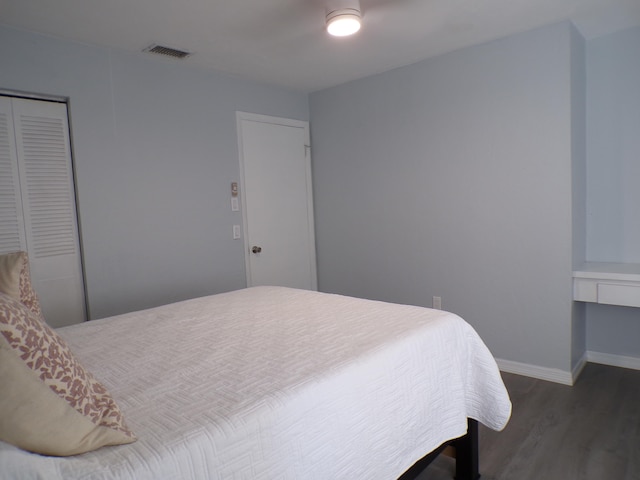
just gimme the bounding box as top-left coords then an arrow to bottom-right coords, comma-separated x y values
251,246 -> 262,254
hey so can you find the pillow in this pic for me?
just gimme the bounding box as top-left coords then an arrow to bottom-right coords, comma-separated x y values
0,292 -> 136,456
0,252 -> 23,301
0,251 -> 44,321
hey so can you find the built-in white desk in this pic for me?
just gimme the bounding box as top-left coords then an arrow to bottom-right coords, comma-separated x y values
573,263 -> 640,308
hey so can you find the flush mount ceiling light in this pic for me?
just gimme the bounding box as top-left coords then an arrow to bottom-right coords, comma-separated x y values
325,0 -> 362,37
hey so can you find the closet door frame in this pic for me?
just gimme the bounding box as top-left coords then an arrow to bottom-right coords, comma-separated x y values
0,89 -> 87,326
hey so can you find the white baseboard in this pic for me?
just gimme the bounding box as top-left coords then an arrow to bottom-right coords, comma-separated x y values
495,352 -> 640,386
586,351 -> 640,371
571,353 -> 588,384
495,358 -> 574,385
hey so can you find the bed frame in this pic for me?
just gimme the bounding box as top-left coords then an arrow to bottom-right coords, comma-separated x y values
399,419 -> 479,480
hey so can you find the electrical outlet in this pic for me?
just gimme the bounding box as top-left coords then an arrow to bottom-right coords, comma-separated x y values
432,296 -> 442,310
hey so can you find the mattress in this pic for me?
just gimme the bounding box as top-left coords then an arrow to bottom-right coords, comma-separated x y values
0,286 -> 511,479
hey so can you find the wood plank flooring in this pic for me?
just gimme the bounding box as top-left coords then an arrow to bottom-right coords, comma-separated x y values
416,363 -> 640,480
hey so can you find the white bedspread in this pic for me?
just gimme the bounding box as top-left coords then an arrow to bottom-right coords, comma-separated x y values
0,286 -> 511,480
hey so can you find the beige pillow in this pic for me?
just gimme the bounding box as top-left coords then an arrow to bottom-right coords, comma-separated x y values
0,251 -> 44,321
0,252 -> 23,301
0,292 -> 136,456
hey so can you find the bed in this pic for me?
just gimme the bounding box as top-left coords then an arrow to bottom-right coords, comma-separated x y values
0,286 -> 511,479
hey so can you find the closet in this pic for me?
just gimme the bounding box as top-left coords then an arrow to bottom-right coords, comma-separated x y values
0,95 -> 85,327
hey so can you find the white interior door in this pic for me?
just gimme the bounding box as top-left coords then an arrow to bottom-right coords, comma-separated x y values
0,96 -> 86,327
237,112 -> 317,290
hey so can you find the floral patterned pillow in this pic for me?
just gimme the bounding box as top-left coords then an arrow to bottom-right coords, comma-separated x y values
0,251 -> 44,321
0,292 -> 136,456
17,252 -> 44,321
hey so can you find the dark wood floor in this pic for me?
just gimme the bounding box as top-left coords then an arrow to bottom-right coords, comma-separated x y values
417,363 -> 640,480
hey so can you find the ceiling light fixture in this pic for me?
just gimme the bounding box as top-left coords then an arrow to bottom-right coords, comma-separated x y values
326,0 -> 362,37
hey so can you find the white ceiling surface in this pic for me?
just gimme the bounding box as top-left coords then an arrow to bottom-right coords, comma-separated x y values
1,0 -> 640,92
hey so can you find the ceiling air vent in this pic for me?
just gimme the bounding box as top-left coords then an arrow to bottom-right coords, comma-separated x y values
144,44 -> 192,59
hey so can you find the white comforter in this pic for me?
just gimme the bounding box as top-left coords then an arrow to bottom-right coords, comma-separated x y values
0,286 -> 511,480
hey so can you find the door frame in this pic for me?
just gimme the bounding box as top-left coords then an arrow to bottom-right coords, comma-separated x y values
1,92 -> 88,325
236,111 -> 317,289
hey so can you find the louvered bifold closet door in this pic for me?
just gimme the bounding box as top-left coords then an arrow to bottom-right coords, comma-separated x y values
0,97 -> 27,254
12,97 -> 86,327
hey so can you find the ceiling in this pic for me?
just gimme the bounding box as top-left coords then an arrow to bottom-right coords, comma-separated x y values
1,0 -> 639,92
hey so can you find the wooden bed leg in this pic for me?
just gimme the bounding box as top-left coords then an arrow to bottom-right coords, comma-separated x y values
453,419 -> 480,480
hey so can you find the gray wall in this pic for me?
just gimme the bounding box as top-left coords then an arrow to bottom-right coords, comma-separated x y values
310,22 -> 581,373
570,24 -> 587,370
586,26 -> 640,358
0,25 -> 309,320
